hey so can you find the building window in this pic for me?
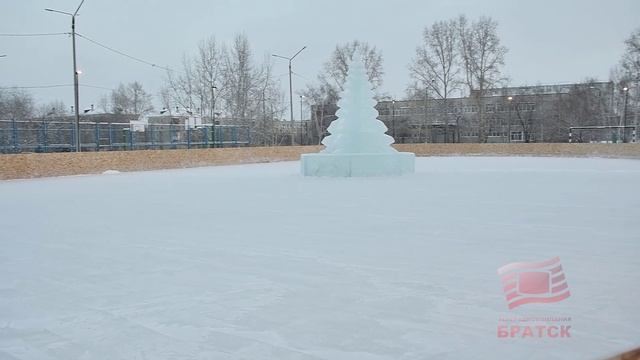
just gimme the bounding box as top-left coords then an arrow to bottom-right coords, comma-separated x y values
510,131 -> 523,141
516,103 -> 536,111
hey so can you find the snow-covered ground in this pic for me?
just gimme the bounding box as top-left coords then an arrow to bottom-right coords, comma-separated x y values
1,157 -> 638,360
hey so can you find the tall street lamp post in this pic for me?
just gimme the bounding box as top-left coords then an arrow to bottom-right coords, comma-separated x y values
424,79 -> 435,143
210,85 -> 217,147
392,100 -> 396,140
622,86 -> 629,143
272,46 -> 306,145
634,82 -> 639,143
261,90 -> 268,146
424,88 -> 428,143
507,96 -> 513,143
45,0 -> 86,152
300,95 -> 305,145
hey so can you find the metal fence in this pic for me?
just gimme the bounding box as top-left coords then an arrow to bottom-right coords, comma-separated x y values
0,120 -> 251,153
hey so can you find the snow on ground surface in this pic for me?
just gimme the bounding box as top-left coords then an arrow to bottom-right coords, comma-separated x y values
1,157 -> 639,360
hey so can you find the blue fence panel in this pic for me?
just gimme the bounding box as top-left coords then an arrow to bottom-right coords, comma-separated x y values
0,120 -> 252,153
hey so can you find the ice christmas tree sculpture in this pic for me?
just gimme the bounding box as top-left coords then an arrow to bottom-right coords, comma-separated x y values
301,57 -> 414,177
321,59 -> 395,154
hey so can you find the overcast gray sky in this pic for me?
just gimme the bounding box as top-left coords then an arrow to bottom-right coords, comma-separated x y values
1,0 -> 639,116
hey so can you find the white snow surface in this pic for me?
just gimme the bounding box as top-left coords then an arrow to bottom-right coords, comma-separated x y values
301,152 -> 415,177
1,156 -> 639,360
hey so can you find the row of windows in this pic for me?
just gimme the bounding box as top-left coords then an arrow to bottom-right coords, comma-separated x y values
478,118 -> 520,128
510,131 -> 524,141
486,85 -> 571,96
378,102 -> 536,116
460,131 -> 511,137
486,103 -> 536,112
460,131 -> 524,139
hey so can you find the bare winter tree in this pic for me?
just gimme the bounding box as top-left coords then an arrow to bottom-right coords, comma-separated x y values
410,19 -> 460,100
302,82 -> 339,145
166,55 -> 199,112
158,87 -> 173,113
163,34 -> 283,145
326,40 -> 384,92
257,84 -> 287,146
620,28 -> 640,81
220,34 -> 284,145
36,100 -> 67,118
246,54 -> 285,146
458,15 -> 508,142
304,40 -> 385,105
0,88 -> 35,120
222,34 -> 256,122
457,15 -> 475,96
97,94 -> 110,114
617,28 -> 640,134
194,37 -> 223,118
301,41 -> 385,144
109,82 -> 154,115
512,97 -> 539,143
549,81 -> 613,143
165,37 -> 225,117
409,18 -> 461,141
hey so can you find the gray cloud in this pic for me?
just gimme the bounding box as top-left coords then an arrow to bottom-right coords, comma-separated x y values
1,0 -> 638,115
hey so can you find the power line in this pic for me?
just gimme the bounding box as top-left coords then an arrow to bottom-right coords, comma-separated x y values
0,32 -> 69,37
0,84 -> 71,89
81,84 -> 113,91
292,71 -> 310,81
0,84 -> 113,91
76,33 -> 173,72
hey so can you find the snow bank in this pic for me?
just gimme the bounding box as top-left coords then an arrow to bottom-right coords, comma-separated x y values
101,170 -> 121,175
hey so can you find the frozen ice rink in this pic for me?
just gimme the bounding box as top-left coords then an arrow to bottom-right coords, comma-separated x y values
1,157 -> 639,359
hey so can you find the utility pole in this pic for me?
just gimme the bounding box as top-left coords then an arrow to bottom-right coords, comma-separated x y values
507,96 -> 513,143
300,95 -> 304,145
424,86 -> 429,143
392,100 -> 396,140
45,0 -> 86,152
622,86 -> 629,143
262,90 -> 267,146
210,85 -> 216,147
272,46 -> 306,146
635,81 -> 639,143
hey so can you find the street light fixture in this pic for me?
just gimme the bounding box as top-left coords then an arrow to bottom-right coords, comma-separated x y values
622,87 -> 629,143
210,85 -> 217,147
272,46 -> 306,145
507,96 -> 513,143
45,0 -> 86,152
300,95 -> 305,145
392,100 -> 396,139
